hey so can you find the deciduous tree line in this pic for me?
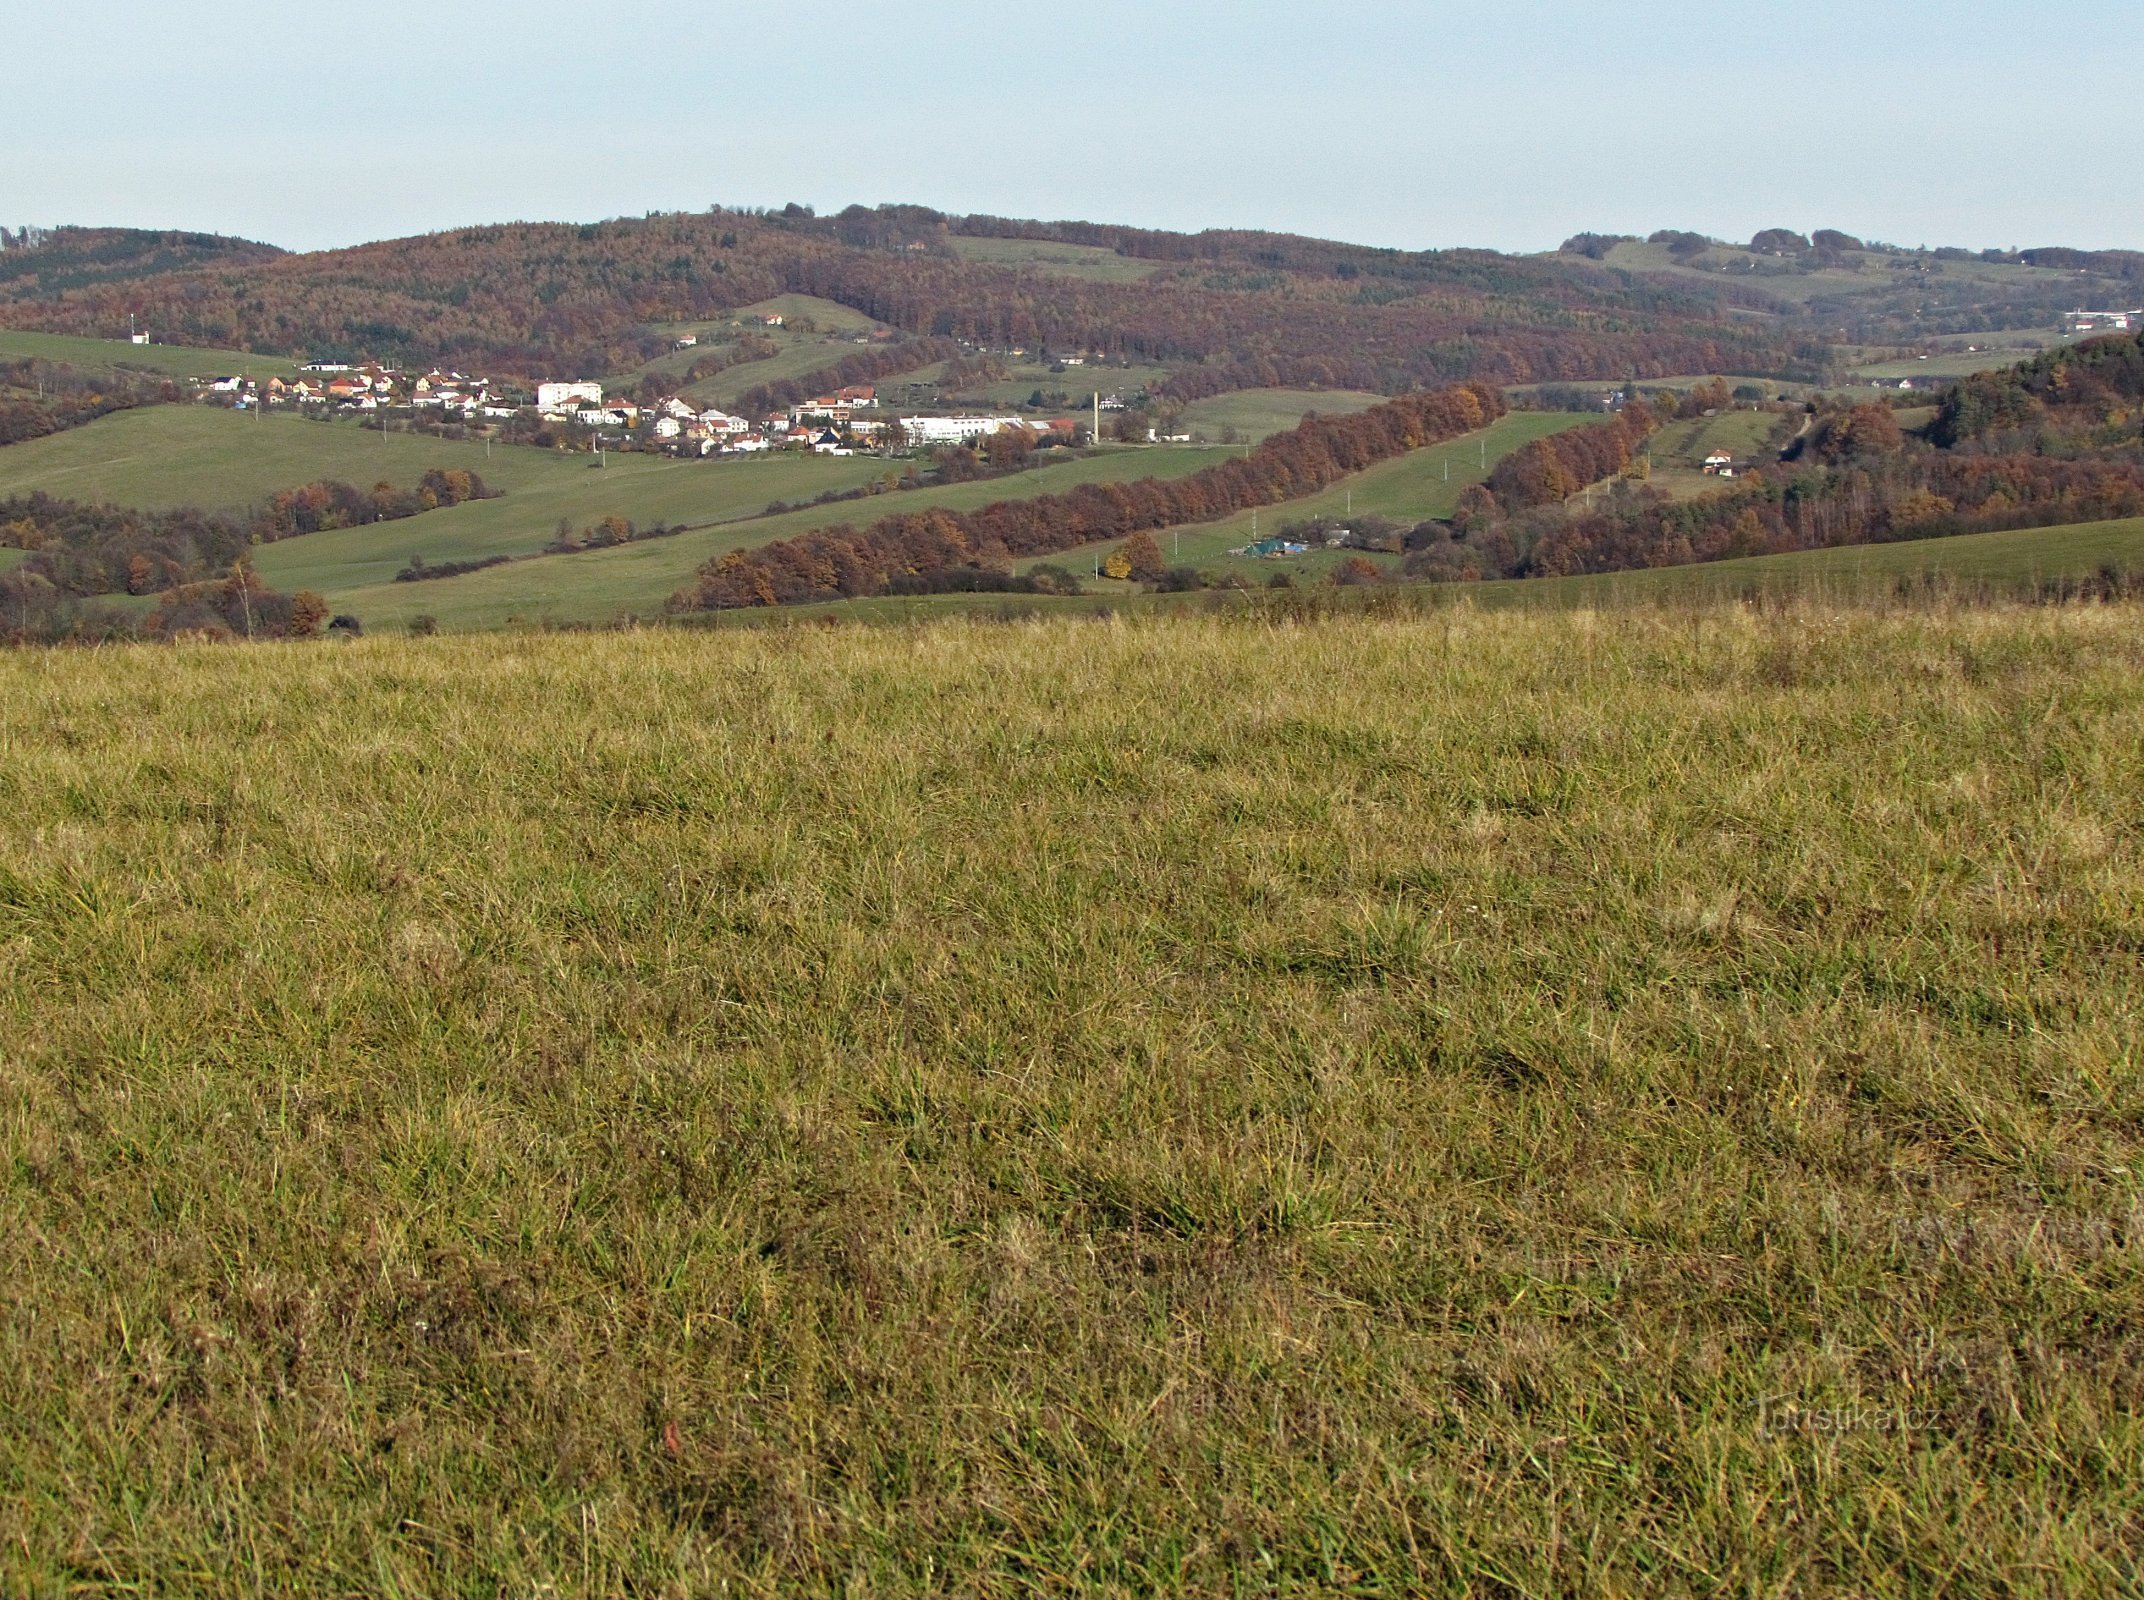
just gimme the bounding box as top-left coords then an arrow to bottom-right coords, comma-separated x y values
1,469 -> 495,598
0,359 -> 180,447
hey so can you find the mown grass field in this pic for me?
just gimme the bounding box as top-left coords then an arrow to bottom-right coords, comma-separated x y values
2,604 -> 2139,1596
1177,387 -> 1387,444
0,329 -> 298,381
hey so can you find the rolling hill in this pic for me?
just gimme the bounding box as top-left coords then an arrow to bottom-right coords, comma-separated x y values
0,206 -> 1828,393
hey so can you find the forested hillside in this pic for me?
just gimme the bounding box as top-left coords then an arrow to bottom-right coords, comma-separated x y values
0,227 -> 282,302
0,207 -> 1825,393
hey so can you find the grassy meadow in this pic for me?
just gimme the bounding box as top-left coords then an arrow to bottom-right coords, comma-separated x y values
1177,388 -> 1388,443
0,329 -> 298,381
944,235 -> 1168,283
2,603 -> 2140,1595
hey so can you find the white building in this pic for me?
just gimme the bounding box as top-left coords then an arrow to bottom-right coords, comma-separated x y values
899,414 -> 1024,446
537,381 -> 605,411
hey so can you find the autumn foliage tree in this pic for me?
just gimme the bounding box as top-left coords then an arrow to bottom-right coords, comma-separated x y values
1118,531 -> 1166,582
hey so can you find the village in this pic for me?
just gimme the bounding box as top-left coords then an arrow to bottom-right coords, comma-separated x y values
192,350 -> 1100,462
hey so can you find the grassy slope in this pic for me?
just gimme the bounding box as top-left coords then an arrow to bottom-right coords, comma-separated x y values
0,407 -> 596,512
332,446 -> 1243,630
0,329 -> 299,380
1468,515 -> 2144,608
1646,411 -> 1780,470
2,608 -> 2139,1595
1177,387 -> 1387,443
963,363 -> 1178,410
944,235 -> 1167,283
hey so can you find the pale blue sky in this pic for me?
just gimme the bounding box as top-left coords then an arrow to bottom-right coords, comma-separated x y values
10,0 -> 2136,254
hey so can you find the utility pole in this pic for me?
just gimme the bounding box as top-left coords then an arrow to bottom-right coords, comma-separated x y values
1093,390 -> 1101,446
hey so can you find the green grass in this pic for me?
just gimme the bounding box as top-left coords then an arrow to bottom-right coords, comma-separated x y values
612,299 -> 908,404
682,336 -> 890,409
944,235 -> 1167,283
1852,353 -> 2022,381
1462,516 -> 2144,609
0,329 -> 299,380
0,548 -> 25,576
331,446 -> 1244,630
0,407 -> 589,512
971,364 -> 1178,409
729,295 -> 887,333
2,604 -> 2140,1595
1646,411 -> 1781,471
1177,387 -> 1387,443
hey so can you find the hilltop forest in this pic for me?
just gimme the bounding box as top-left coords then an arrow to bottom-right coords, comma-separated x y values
0,210 -> 1827,399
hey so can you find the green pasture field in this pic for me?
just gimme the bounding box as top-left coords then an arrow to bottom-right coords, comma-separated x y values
1467,515 -> 2144,610
3,604 -> 2140,1595
0,329 -> 299,381
617,299 -> 901,397
892,362 -> 1180,412
248,458 -> 905,598
1177,387 -> 1386,443
330,446 -> 1243,631
1016,412 -> 1595,583
0,548 -> 25,575
1852,352 -> 2020,381
682,337 -> 894,410
945,234 -> 1167,283
728,295 -> 885,334
1646,411 -> 1782,470
0,406 -> 585,513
